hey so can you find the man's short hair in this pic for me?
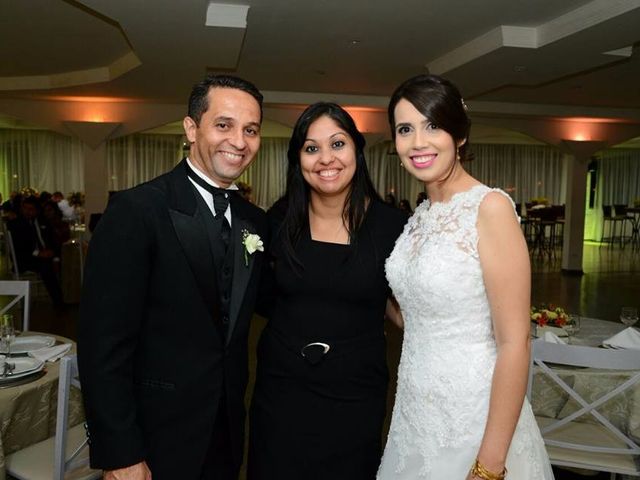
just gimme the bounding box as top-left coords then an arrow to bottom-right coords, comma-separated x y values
187,74 -> 263,126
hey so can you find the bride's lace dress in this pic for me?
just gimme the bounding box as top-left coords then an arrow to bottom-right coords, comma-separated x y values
378,185 -> 554,479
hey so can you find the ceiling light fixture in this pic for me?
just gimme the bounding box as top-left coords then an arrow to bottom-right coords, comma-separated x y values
205,3 -> 250,28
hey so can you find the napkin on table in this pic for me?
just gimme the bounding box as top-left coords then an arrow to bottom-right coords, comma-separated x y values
543,331 -> 567,344
603,327 -> 640,350
28,343 -> 72,363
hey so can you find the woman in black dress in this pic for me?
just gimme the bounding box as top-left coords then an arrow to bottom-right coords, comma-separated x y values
248,103 -> 406,479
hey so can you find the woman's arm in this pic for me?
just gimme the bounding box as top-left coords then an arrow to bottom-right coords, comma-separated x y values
470,192 -> 531,477
385,296 -> 404,329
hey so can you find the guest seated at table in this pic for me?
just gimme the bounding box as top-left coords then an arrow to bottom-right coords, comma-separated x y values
398,198 -> 413,216
52,191 -> 78,223
1,192 -> 22,221
42,200 -> 71,255
416,191 -> 428,206
7,196 -> 64,306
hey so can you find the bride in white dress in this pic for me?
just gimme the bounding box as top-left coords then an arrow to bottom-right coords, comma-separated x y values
377,75 -> 554,480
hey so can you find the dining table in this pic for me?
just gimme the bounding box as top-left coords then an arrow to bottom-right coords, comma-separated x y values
0,332 -> 84,480
529,317 -> 639,445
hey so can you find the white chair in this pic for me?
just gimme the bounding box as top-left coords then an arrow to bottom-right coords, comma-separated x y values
528,338 -> 640,478
0,280 -> 30,331
5,355 -> 101,480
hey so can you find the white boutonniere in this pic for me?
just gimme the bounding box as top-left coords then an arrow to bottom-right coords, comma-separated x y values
242,230 -> 264,266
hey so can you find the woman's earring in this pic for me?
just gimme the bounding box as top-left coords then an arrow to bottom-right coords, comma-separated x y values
456,147 -> 461,161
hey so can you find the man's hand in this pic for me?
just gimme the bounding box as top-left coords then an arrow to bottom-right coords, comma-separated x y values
104,462 -> 152,480
37,248 -> 55,259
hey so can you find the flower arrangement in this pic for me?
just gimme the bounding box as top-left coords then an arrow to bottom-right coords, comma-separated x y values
530,303 -> 569,327
19,187 -> 38,197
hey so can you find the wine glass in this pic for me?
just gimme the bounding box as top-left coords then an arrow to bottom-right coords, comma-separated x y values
0,314 -> 15,357
565,314 -> 581,344
620,307 -> 639,327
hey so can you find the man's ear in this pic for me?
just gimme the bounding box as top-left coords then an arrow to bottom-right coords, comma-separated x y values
183,116 -> 197,143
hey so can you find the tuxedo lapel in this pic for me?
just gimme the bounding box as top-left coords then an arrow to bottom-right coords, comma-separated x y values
227,200 -> 257,344
167,161 -> 220,323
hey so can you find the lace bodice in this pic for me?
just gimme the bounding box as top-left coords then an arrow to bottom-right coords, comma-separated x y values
381,185 -> 546,478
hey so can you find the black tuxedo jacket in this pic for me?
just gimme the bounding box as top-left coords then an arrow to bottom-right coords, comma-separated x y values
78,160 -> 267,478
7,216 -> 55,271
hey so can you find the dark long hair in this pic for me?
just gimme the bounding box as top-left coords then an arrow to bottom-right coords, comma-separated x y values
388,74 -> 472,179
280,102 -> 380,270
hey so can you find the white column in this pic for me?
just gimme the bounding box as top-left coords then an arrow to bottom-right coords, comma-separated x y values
561,141 -> 605,274
82,143 -> 109,221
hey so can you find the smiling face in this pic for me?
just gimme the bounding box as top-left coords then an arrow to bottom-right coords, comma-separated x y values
183,87 -> 261,187
393,98 -> 464,186
299,115 -> 357,199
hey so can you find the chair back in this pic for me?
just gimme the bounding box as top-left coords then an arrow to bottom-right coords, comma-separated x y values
528,339 -> 640,476
54,354 -> 90,480
5,229 -> 21,279
602,205 -> 613,219
614,204 -> 629,216
0,280 -> 30,331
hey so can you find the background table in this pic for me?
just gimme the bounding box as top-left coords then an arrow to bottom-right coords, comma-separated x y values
0,333 -> 83,480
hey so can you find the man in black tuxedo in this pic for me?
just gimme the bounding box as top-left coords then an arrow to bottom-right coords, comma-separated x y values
78,75 -> 267,480
7,195 -> 64,305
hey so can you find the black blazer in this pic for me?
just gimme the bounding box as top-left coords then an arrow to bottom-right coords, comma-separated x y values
7,217 -> 55,271
78,160 -> 267,478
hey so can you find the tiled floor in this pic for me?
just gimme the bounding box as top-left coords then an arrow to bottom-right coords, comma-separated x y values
11,241 -> 640,479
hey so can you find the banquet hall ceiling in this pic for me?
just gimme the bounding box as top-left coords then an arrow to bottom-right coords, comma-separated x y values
1,0 -> 639,127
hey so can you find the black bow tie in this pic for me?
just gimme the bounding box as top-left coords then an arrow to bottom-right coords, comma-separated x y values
185,164 -> 233,217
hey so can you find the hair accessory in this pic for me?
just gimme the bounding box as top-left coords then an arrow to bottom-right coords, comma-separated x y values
461,98 -> 469,112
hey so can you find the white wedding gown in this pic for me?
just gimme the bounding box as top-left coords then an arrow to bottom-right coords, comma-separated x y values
378,185 -> 554,479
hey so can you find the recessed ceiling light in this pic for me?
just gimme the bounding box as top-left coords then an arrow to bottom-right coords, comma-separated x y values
349,40 -> 361,46
205,3 -> 250,28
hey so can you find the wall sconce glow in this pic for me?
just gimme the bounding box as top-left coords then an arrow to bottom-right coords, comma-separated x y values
572,133 -> 589,141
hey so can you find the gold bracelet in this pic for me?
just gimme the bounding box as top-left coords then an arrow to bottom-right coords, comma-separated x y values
470,458 -> 507,480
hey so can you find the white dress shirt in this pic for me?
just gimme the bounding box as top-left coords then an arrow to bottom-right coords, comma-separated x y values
186,158 -> 237,226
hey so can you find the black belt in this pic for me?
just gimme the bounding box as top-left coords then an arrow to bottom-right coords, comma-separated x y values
266,327 -> 384,366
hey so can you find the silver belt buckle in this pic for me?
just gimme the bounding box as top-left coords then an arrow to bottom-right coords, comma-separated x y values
301,342 -> 330,365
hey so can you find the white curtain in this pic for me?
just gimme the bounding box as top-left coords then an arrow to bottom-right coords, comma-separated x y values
598,149 -> 640,205
106,133 -> 184,191
364,141 -> 567,210
366,141 -> 425,208
466,144 -> 567,206
238,137 -> 289,210
589,149 -> 640,240
0,129 -> 84,198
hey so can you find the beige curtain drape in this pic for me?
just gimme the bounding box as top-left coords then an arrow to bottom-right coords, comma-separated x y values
0,129 -> 84,197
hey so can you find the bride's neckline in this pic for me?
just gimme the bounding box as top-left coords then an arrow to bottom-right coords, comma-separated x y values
423,184 -> 486,209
